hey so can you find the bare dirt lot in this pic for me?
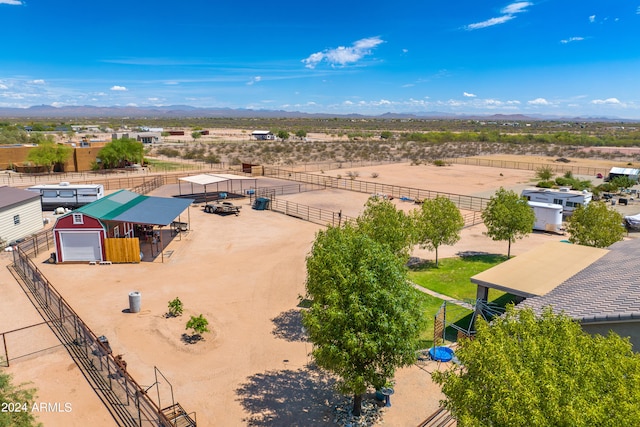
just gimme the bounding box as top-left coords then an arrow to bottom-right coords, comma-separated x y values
3,157 -> 640,426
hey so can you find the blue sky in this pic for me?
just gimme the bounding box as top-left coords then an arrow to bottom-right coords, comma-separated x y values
1,0 -> 639,118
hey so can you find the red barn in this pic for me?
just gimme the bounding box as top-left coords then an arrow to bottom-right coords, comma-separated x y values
53,190 -> 193,263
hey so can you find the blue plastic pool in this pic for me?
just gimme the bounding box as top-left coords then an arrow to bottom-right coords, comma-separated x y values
429,346 -> 454,362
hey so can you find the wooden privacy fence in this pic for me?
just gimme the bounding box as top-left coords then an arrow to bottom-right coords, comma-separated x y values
104,238 -> 141,263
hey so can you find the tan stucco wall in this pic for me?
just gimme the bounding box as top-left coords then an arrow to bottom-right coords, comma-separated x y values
582,321 -> 640,351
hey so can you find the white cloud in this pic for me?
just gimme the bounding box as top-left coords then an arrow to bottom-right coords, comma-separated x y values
0,0 -> 23,5
589,15 -> 596,23
29,79 -> 46,85
637,6 -> 640,15
501,2 -> 532,14
0,83 -> 8,90
591,98 -> 621,105
247,76 -> 262,86
560,36 -> 584,44
402,49 -> 409,54
467,15 -> 514,30
110,85 -> 127,91
466,2 -> 532,30
463,92 -> 476,97
528,98 -> 550,105
302,36 -> 384,69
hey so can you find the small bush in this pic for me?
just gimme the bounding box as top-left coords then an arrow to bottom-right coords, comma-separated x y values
537,180 -> 554,188
186,314 -> 210,339
433,159 -> 446,167
167,297 -> 183,317
371,172 -> 379,178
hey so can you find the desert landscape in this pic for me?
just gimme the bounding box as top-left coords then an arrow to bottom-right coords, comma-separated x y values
2,155 -> 640,426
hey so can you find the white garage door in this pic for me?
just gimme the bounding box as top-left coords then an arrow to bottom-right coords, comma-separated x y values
60,232 -> 102,262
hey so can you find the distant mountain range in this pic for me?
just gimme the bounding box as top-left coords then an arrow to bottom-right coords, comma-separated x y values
0,104 -> 633,122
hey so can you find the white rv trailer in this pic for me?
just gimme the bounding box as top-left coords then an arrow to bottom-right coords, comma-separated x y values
521,187 -> 591,214
26,182 -> 104,210
528,201 -> 563,233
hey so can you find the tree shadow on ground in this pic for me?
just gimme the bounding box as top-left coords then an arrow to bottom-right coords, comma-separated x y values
235,365 -> 340,426
271,309 -> 308,342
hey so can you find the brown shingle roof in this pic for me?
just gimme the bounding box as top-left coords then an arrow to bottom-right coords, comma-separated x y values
0,186 -> 40,210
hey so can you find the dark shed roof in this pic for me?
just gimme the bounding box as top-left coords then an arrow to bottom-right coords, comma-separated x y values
0,186 -> 41,210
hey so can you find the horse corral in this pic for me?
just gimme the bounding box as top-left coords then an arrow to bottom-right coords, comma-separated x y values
2,159 -> 632,426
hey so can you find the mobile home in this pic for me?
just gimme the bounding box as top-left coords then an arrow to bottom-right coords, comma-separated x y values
521,187 -> 591,214
528,201 -> 563,233
27,182 -> 104,210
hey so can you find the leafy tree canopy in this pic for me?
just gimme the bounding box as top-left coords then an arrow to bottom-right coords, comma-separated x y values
26,139 -> 72,172
303,223 -> 424,416
97,137 -> 144,169
355,197 -> 415,260
481,188 -> 535,258
567,201 -> 625,248
413,196 -> 464,267
434,306 -> 640,426
0,371 -> 41,427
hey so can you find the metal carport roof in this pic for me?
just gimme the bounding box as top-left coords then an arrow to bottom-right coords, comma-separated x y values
179,173 -> 255,186
74,190 -> 193,226
471,242 -> 609,298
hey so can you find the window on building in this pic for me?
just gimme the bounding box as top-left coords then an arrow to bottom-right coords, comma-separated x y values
553,199 -> 563,205
72,213 -> 84,224
113,225 -> 120,238
13,214 -> 20,225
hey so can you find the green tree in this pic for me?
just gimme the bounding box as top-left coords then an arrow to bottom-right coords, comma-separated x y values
535,165 -> 554,181
609,175 -> 635,193
355,197 -> 415,259
433,306 -> 640,426
186,314 -> 210,340
276,130 -> 290,140
481,188 -> 535,258
303,223 -> 424,416
97,137 -> 144,169
191,131 -> 202,141
295,129 -> 307,139
567,202 -> 625,248
380,131 -> 393,139
0,371 -> 41,426
26,139 -> 73,172
413,196 -> 464,267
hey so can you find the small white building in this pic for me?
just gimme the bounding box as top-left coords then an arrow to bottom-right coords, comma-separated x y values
608,167 -> 640,183
528,201 -> 563,233
0,186 -> 44,246
251,130 -> 275,140
521,187 -> 592,214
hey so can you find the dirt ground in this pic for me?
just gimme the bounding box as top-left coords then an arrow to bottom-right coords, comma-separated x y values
2,157 -> 640,426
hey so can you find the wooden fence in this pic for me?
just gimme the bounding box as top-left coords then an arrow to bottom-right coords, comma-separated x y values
104,238 -> 141,263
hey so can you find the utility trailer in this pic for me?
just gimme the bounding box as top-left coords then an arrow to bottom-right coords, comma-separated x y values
204,201 -> 241,216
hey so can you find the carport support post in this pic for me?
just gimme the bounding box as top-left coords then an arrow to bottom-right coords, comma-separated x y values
476,285 -> 489,303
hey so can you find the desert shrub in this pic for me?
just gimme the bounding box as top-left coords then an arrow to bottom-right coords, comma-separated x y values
537,180 -> 554,188
167,297 -> 183,317
433,159 -> 446,167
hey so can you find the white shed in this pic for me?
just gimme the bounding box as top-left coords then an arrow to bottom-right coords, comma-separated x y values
0,186 -> 44,245
528,201 -> 563,234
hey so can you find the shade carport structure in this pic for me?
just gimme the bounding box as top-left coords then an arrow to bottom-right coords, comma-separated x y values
178,173 -> 257,203
471,242 -> 609,300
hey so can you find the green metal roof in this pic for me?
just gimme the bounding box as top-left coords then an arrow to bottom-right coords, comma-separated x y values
74,190 -> 193,226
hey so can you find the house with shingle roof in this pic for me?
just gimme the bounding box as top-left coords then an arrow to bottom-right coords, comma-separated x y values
472,239 -> 640,349
0,186 -> 43,246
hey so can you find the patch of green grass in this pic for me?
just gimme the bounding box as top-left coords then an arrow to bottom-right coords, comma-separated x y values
413,288 -> 474,349
409,254 -> 508,303
146,158 -> 197,171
